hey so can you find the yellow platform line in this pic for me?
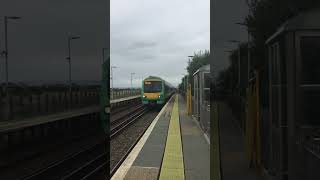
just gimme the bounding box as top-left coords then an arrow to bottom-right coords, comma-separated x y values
159,95 -> 185,180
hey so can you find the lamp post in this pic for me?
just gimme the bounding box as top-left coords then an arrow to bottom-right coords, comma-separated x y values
228,40 -> 241,88
66,35 -> 80,93
187,55 -> 193,89
224,50 -> 235,94
235,22 -> 254,82
102,48 -> 109,64
181,74 -> 186,93
3,16 -> 21,97
111,66 -> 118,99
131,73 -> 135,96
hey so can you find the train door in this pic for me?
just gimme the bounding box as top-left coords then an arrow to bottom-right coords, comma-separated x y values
292,31 -> 320,179
268,41 -> 288,180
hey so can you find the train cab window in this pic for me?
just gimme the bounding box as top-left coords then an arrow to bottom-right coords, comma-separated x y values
144,81 -> 162,93
300,36 -> 320,125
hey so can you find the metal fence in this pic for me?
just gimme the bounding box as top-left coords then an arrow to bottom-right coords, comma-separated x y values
0,90 -> 100,121
0,88 -> 141,122
110,89 -> 140,100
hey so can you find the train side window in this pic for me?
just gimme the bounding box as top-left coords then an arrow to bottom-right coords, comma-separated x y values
300,36 -> 320,84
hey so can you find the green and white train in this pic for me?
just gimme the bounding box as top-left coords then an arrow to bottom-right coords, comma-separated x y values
141,76 -> 175,106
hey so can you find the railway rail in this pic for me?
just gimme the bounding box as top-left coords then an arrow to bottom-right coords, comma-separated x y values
110,117 -> 150,177
111,103 -> 141,115
22,139 -> 106,180
111,105 -> 148,138
21,104 -> 148,180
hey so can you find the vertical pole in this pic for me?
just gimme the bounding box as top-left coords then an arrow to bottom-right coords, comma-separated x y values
130,73 -> 135,95
247,7 -> 252,84
238,43 -> 241,89
68,38 -> 71,94
102,48 -> 105,64
3,16 -> 10,121
255,70 -> 262,172
110,67 -> 113,99
186,75 -> 189,97
130,73 -> 132,96
248,29 -> 250,82
184,77 -> 186,95
4,16 -> 8,97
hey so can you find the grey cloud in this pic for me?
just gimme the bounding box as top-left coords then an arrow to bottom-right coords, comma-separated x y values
111,0 -> 210,88
0,0 -> 107,83
128,41 -> 157,50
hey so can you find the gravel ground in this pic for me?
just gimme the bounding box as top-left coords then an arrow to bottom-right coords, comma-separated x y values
0,132 -> 105,180
110,110 -> 159,171
111,104 -> 143,123
0,103 -> 158,179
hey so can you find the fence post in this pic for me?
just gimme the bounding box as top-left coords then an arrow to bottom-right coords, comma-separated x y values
65,91 -> 68,110
29,95 -> 33,115
1,96 -> 10,121
45,93 -> 49,113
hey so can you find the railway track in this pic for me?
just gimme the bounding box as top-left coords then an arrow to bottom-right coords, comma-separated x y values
21,139 -> 106,180
111,104 -> 145,125
110,115 -> 151,177
111,103 -> 141,115
110,99 -> 172,177
111,105 -> 148,138
21,104 -> 148,180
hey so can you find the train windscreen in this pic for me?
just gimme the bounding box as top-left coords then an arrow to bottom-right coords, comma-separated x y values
144,81 -> 162,93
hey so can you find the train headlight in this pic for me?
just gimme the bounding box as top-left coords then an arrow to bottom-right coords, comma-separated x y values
143,95 -> 146,98
158,95 -> 161,98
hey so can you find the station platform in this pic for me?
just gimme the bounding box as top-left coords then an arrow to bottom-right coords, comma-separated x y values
0,106 -> 100,133
110,95 -> 140,104
112,94 -> 210,180
0,95 -> 140,134
216,102 -> 270,180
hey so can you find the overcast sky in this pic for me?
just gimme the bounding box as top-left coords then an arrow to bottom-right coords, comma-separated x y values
0,0 -> 107,85
0,0 -> 248,87
111,0 -> 209,88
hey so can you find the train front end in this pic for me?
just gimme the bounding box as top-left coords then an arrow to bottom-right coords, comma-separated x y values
141,78 -> 165,106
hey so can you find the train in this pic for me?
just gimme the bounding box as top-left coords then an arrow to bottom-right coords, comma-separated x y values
141,76 -> 175,106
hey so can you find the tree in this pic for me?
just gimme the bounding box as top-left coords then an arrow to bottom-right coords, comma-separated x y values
178,50 -> 210,91
243,0 -> 320,106
187,50 -> 210,77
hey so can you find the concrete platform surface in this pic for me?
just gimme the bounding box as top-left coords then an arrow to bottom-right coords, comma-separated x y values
112,94 -> 210,180
179,95 -> 210,180
218,102 -> 267,180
